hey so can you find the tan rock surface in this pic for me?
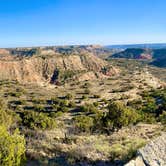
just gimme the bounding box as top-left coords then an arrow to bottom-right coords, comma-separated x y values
0,53 -> 117,84
126,133 -> 166,166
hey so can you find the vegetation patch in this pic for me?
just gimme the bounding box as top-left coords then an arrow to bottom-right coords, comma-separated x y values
21,111 -> 57,130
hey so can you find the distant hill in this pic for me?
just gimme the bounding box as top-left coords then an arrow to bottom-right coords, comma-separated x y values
1,45 -> 120,60
151,57 -> 166,67
111,48 -> 152,59
153,49 -> 166,59
151,49 -> 166,67
3,45 -> 112,58
106,43 -> 166,49
109,48 -> 166,68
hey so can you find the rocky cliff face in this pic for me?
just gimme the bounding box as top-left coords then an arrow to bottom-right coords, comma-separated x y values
0,48 -> 10,55
0,52 -> 118,85
125,133 -> 166,166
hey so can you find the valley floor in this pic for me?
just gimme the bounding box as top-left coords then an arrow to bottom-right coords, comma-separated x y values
0,59 -> 165,166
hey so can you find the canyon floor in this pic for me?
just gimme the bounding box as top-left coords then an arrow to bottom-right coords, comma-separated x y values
0,58 -> 166,165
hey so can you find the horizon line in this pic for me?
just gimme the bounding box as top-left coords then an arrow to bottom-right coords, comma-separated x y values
1,42 -> 166,49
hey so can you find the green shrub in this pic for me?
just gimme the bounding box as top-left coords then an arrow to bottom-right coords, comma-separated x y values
139,112 -> 156,124
58,70 -> 76,83
82,95 -> 88,100
34,104 -> 45,112
0,99 -> 6,109
68,101 -> 76,108
50,97 -> 61,105
141,97 -> 157,114
101,98 -> 108,104
0,109 -> 13,128
159,111 -> 166,124
49,111 -> 63,118
51,99 -> 69,112
127,99 -> 143,110
138,89 -> 166,121
103,102 -> 140,132
73,115 -> 94,133
80,103 -> 98,114
57,105 -> 69,112
0,126 -> 26,166
65,93 -> 74,100
120,94 -> 130,100
109,138 -> 146,162
32,99 -> 46,104
93,102 -> 99,107
22,111 -> 56,130
0,109 -> 22,129
59,99 -> 69,107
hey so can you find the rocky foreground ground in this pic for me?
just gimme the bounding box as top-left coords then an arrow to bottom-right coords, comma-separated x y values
126,133 -> 166,166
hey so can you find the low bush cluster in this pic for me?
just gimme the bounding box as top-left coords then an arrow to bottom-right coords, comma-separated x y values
102,102 -> 140,133
74,101 -> 141,134
79,103 -> 98,114
0,126 -> 26,166
22,111 -> 56,130
0,109 -> 26,165
50,97 -> 70,112
74,89 -> 166,134
73,115 -> 94,133
128,89 -> 166,123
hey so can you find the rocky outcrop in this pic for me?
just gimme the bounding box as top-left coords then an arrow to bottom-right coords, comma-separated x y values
0,53 -> 118,85
125,133 -> 166,166
0,49 -> 10,55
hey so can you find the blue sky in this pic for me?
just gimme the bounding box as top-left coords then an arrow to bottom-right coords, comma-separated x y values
0,0 -> 165,47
